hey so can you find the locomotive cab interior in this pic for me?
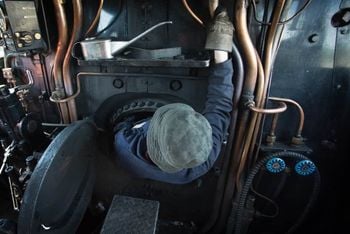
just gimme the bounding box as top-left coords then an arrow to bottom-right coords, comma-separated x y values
0,0 -> 349,233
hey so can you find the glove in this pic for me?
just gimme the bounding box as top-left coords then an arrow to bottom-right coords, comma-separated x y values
205,7 -> 234,52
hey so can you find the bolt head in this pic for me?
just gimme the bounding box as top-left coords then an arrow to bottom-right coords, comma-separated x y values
34,33 -> 41,40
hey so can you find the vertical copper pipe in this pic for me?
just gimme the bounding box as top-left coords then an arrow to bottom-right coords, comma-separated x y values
235,54 -> 265,187
210,1 -> 259,232
269,113 -> 280,136
247,0 -> 288,164
62,0 -> 83,122
209,0 -> 219,18
235,1 -> 258,94
230,0 -> 259,172
263,0 -> 286,95
53,0 -> 70,123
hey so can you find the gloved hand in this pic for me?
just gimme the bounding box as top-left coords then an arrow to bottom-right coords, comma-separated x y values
205,7 -> 234,52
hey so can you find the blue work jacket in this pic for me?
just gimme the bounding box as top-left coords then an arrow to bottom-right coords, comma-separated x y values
114,59 -> 234,184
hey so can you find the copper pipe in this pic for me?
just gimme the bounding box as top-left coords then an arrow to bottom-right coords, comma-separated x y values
231,0 -> 259,167
50,72 -> 86,103
263,0 -> 286,95
272,0 -> 292,62
269,113 -> 280,136
269,97 -> 304,137
62,0 -> 83,122
248,101 -> 287,114
52,0 -> 70,123
247,0 -> 287,165
236,102 -> 287,187
50,72 -> 121,103
247,56 -> 267,161
209,0 -> 219,18
235,54 -> 265,188
226,0 -> 259,194
236,1 -> 258,95
85,0 -> 104,37
182,0 -> 204,26
201,2 -> 256,229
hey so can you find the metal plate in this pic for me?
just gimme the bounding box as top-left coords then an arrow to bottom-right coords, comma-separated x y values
4,1 -> 41,32
100,195 -> 159,234
18,119 -> 98,234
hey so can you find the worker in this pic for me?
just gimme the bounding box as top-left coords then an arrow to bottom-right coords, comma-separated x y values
113,7 -> 234,184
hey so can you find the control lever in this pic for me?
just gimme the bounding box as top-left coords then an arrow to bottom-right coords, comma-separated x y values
0,141 -> 15,175
6,166 -> 22,211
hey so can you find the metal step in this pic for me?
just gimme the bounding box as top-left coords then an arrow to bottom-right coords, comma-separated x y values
100,195 -> 160,234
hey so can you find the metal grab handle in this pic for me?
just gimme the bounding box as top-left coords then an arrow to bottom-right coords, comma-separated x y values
111,21 -> 173,55
128,21 -> 172,45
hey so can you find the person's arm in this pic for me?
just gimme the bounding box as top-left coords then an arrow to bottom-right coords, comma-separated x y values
201,51 -> 234,168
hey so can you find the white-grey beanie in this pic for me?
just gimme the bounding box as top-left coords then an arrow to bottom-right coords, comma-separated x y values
146,103 -> 213,173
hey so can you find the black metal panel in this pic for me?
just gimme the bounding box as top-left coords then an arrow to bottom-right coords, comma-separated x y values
254,1 -> 350,234
76,73 -> 208,117
266,0 -> 340,144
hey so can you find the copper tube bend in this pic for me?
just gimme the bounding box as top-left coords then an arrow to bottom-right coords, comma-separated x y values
248,101 -> 287,114
268,97 -> 305,136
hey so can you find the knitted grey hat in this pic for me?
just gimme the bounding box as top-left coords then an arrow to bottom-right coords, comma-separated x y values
146,103 -> 213,173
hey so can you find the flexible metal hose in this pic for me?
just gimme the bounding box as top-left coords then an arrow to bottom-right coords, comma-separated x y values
233,151 -> 321,234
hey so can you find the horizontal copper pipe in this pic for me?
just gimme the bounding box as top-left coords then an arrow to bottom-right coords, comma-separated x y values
62,0 -> 83,122
50,72 -> 118,103
269,97 -> 304,137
